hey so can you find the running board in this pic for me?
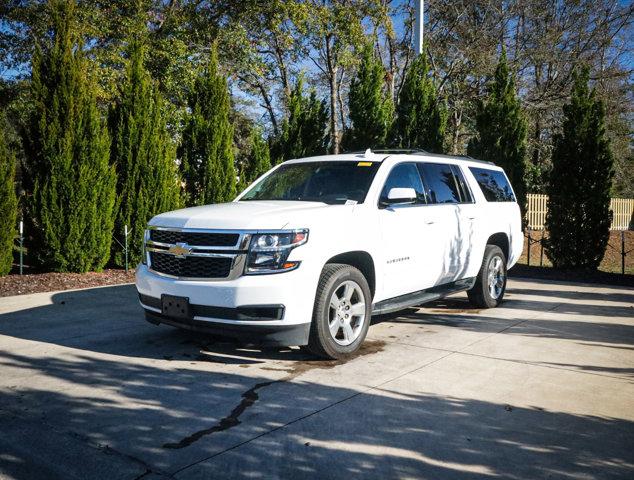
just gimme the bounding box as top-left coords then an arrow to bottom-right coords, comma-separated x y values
371,277 -> 476,316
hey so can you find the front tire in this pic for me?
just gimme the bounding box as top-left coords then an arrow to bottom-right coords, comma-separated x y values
306,263 -> 372,359
467,245 -> 507,308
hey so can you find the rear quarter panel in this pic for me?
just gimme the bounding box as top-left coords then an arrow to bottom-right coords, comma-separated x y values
462,165 -> 523,273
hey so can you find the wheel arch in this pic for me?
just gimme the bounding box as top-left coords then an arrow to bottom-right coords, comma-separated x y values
325,251 -> 376,298
486,232 -> 510,261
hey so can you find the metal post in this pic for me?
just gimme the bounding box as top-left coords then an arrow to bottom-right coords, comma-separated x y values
526,229 -> 531,266
19,220 -> 23,275
622,230 -> 626,275
414,0 -> 424,56
124,224 -> 129,274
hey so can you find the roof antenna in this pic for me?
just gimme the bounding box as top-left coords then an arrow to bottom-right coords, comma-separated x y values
364,148 -> 373,158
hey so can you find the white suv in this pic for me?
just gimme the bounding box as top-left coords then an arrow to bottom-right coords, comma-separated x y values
136,149 -> 523,359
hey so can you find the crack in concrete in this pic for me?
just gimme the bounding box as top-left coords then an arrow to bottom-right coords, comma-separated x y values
162,380 -> 277,449
161,340 -> 386,451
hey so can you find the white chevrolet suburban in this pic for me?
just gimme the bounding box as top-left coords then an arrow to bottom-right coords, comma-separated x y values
136,149 -> 523,359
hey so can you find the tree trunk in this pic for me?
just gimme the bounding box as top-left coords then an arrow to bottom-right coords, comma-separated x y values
325,35 -> 339,153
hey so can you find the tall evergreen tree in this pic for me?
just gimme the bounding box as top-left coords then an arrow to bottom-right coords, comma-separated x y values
468,48 -> 528,210
26,0 -> 116,272
180,47 -> 236,206
237,127 -> 271,192
545,68 -> 614,270
271,76 -> 328,163
110,39 -> 181,266
0,118 -> 17,276
393,53 -> 446,153
343,43 -> 394,151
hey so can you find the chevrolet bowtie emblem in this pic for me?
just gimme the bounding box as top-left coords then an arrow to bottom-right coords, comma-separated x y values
168,242 -> 192,258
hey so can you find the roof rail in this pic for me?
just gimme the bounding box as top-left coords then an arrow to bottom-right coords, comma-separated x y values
346,148 -> 429,155
344,148 -> 496,166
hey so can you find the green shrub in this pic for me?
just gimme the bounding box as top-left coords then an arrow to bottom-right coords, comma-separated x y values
545,69 -> 614,270
27,0 -> 116,273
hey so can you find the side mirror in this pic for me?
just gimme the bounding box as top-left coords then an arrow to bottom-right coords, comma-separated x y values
381,187 -> 417,207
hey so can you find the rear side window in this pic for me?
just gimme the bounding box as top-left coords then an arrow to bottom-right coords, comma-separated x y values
450,165 -> 474,203
418,163 -> 462,204
469,167 -> 516,202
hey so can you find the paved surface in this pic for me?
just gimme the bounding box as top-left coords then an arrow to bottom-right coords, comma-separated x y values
0,278 -> 633,480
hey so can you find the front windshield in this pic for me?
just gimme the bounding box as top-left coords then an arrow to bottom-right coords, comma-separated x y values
240,161 -> 381,205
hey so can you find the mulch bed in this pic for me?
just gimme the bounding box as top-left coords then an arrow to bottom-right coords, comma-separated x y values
509,264 -> 634,288
0,269 -> 135,297
518,230 -> 633,275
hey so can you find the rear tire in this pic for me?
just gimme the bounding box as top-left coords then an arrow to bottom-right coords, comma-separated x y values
467,245 -> 507,308
305,263 -> 372,360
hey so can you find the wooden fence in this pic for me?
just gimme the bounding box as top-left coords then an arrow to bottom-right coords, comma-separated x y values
525,194 -> 634,231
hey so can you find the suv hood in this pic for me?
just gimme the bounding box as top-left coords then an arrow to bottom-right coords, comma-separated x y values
148,200 -> 337,230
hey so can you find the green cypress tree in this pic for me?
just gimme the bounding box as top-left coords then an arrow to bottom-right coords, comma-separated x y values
237,127 -> 271,192
343,43 -> 394,151
468,48 -> 528,211
110,39 -> 181,266
0,118 -> 17,276
545,68 -> 614,270
27,0 -> 116,272
271,76 -> 328,163
180,47 -> 236,206
393,53 -> 447,153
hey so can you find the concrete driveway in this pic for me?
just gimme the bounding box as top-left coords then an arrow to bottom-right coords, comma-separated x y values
0,278 -> 633,480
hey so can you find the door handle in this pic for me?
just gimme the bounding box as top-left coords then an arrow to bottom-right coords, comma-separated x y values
425,220 -> 435,225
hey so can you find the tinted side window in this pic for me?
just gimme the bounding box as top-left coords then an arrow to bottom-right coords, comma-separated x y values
451,165 -> 473,203
418,163 -> 461,204
469,167 -> 516,202
380,163 -> 426,204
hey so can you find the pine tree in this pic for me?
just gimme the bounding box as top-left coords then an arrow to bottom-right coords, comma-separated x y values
271,76 -> 328,163
343,43 -> 394,151
545,68 -> 614,270
0,118 -> 17,276
468,48 -> 528,211
393,53 -> 446,153
180,47 -> 236,206
27,0 -> 116,273
238,127 -> 271,192
110,39 -> 181,266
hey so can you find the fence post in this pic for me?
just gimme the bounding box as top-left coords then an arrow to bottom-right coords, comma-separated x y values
622,230 -> 626,276
539,234 -> 544,267
527,229 -> 531,266
124,225 -> 129,274
19,219 -> 24,275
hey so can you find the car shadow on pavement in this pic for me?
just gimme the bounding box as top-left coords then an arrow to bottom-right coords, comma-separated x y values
0,284 -> 317,364
373,287 -> 634,348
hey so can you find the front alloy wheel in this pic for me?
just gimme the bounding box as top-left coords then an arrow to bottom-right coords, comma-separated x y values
328,280 -> 367,346
306,263 -> 372,359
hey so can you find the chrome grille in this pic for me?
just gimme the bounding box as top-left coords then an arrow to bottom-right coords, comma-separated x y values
149,252 -> 233,279
149,230 -> 239,247
146,227 -> 248,280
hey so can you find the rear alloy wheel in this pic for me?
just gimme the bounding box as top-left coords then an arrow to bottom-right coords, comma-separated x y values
467,245 -> 507,308
306,264 -> 372,359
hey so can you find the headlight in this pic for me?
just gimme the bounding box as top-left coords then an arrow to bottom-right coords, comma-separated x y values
245,229 -> 308,274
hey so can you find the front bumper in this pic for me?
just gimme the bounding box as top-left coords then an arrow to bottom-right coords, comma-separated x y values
135,264 -> 317,346
143,310 -> 310,346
